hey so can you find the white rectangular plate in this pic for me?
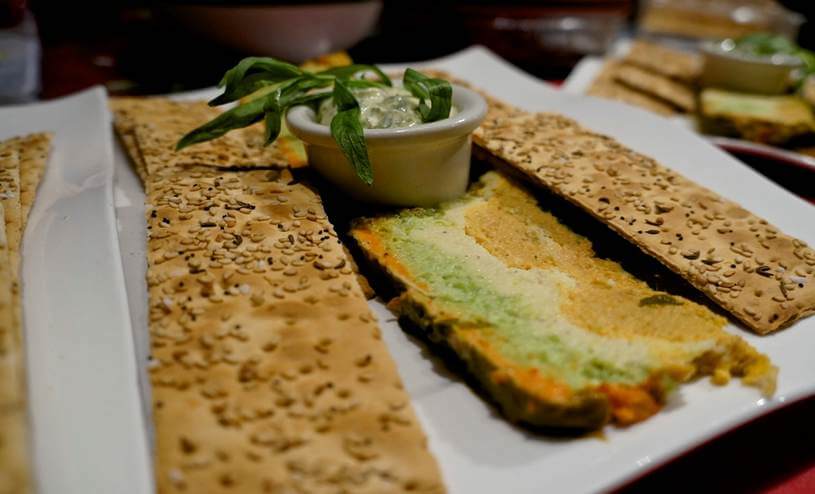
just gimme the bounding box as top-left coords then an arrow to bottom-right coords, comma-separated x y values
110,47 -> 815,493
0,88 -> 151,494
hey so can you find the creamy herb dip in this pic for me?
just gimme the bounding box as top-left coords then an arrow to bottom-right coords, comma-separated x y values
317,86 -> 454,129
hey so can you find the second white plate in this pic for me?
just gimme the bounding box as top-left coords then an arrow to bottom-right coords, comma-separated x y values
113,47 -> 815,494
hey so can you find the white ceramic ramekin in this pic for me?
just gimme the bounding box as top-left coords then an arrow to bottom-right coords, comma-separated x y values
285,84 -> 487,207
700,39 -> 803,95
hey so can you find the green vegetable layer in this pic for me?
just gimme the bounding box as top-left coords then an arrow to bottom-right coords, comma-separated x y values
373,206 -> 714,389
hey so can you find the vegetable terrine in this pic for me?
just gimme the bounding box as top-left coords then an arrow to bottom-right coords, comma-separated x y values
351,172 -> 775,429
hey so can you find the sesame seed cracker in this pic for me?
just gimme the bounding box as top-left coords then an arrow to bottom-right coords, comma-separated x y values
474,111 -> 815,333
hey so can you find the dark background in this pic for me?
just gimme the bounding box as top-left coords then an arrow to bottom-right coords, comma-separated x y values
6,0 -> 813,98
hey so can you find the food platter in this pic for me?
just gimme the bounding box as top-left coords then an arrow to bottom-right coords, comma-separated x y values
117,46 -> 814,493
2,46 -> 814,493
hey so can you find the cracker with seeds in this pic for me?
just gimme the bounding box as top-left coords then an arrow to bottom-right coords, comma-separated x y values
114,97 -> 374,299
612,64 -> 696,112
0,131 -> 47,494
145,166 -> 444,493
118,131 -> 148,182
17,133 -> 51,224
0,133 -> 51,333
0,143 -> 22,277
587,62 -> 677,116
623,40 -> 702,83
474,111 -> 815,334
0,203 -> 30,494
110,97 -> 305,179
109,98 -> 207,180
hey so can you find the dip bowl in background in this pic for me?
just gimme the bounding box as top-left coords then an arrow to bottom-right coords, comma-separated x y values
700,38 -> 803,95
286,85 -> 487,207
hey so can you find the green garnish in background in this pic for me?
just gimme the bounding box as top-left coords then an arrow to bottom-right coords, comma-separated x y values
734,33 -> 815,82
177,58 -> 453,185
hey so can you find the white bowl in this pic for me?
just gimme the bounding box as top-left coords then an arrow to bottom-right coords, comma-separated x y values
285,84 -> 488,206
169,1 -> 382,63
700,39 -> 803,95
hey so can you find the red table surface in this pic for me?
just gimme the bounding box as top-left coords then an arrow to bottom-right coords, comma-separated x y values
31,45 -> 815,494
618,397 -> 815,493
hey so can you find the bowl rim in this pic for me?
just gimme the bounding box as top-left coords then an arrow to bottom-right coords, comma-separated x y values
285,84 -> 488,147
700,39 -> 803,67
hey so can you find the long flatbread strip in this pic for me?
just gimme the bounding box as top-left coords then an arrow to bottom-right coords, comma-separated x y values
1,132 -> 52,340
0,140 -> 24,357
0,132 -> 50,494
623,39 -> 702,83
587,61 -> 677,116
474,111 -> 815,334
118,131 -> 149,183
18,133 -> 51,225
0,204 -> 30,493
146,166 -> 444,493
110,97 -> 305,179
109,98 -> 152,181
611,64 -> 696,113
0,143 -> 22,282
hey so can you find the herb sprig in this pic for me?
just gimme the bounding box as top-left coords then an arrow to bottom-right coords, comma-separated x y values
734,33 -> 815,84
177,58 -> 453,185
403,68 -> 453,122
